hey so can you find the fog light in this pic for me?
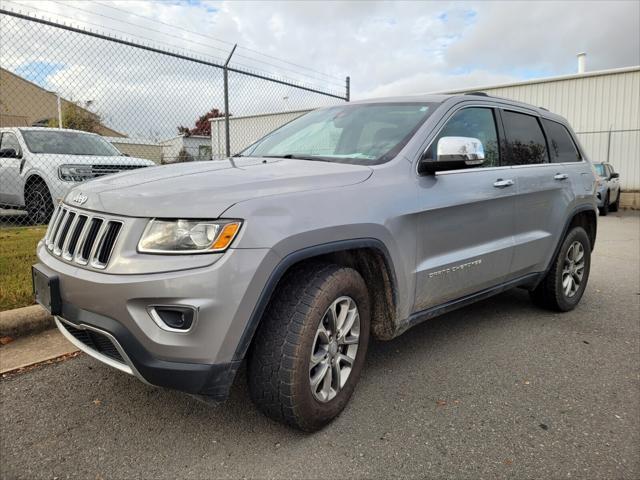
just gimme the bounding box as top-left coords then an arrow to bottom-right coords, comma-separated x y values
148,306 -> 196,332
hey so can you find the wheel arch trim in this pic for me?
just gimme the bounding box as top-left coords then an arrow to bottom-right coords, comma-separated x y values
232,238 -> 397,361
541,204 -> 597,280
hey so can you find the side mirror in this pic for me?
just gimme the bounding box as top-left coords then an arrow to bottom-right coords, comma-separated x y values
0,148 -> 19,159
610,172 -> 619,179
419,136 -> 485,175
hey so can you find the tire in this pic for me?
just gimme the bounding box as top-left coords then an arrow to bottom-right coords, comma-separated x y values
599,191 -> 609,216
610,189 -> 620,213
248,262 -> 370,431
25,181 -> 54,225
530,226 -> 591,312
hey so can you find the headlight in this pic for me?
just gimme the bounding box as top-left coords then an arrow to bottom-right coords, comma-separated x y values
58,165 -> 95,182
138,219 -> 242,254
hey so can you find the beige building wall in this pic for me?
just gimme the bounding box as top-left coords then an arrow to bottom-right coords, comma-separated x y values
0,68 -> 124,137
110,142 -> 163,164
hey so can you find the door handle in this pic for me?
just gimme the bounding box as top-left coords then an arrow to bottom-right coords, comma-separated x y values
493,179 -> 514,188
554,173 -> 569,180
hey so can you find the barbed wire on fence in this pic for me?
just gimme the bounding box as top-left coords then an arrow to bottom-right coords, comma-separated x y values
0,7 -> 349,227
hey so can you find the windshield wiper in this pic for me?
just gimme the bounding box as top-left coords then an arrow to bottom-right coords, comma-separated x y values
263,154 -> 332,162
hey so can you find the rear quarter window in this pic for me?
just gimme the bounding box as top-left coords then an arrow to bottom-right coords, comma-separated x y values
542,119 -> 581,163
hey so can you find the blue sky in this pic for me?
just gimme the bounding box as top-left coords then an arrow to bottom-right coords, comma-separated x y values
13,61 -> 66,89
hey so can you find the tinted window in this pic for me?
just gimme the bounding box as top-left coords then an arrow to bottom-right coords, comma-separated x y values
428,107 -> 499,167
542,119 -> 580,163
502,111 -> 548,165
0,133 -> 21,155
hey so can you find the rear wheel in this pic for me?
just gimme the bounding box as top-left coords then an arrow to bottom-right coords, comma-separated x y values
248,263 -> 370,431
530,226 -> 591,312
25,181 -> 54,225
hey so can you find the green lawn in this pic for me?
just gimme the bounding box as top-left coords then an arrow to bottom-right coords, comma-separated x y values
0,226 -> 46,311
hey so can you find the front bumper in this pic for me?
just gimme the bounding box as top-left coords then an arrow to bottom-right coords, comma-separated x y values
53,308 -> 239,400
36,241 -> 279,399
596,188 -> 604,207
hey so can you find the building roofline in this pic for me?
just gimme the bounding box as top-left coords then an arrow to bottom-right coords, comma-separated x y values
432,65 -> 640,94
159,133 -> 210,143
103,136 -> 159,145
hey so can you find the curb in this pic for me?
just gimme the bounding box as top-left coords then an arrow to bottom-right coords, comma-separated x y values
0,305 -> 53,338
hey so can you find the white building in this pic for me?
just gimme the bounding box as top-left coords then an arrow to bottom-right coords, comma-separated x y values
210,110 -> 310,159
159,134 -> 212,163
442,63 -> 640,197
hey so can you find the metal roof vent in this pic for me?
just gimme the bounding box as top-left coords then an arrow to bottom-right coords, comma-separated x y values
577,52 -> 586,73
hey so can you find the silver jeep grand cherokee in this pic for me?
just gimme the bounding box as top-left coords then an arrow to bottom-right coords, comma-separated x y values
33,94 -> 598,431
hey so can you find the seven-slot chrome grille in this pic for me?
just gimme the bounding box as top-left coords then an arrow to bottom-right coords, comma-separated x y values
44,204 -> 123,270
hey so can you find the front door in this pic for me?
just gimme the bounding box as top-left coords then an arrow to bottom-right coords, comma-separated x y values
414,106 -> 516,312
0,132 -> 25,206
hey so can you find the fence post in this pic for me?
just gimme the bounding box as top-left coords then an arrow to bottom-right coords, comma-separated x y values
345,76 -> 350,102
223,44 -> 237,158
56,93 -> 63,128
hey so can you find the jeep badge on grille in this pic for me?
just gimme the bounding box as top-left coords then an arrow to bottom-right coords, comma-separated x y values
72,192 -> 88,205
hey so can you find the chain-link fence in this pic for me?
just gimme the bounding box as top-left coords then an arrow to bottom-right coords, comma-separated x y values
0,8 -> 348,226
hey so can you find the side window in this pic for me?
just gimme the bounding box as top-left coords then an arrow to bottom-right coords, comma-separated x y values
428,107 -> 499,167
501,110 -> 548,165
542,119 -> 581,163
0,133 -> 22,156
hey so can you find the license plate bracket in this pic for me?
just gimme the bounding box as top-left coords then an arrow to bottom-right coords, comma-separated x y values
32,265 -> 62,315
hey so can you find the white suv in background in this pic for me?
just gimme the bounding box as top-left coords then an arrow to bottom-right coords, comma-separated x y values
0,127 -> 155,224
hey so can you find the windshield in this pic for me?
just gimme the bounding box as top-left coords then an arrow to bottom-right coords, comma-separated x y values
242,103 -> 438,165
594,164 -> 606,176
21,130 -> 122,156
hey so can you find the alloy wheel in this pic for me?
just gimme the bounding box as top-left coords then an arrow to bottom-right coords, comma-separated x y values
309,296 -> 360,403
562,241 -> 585,298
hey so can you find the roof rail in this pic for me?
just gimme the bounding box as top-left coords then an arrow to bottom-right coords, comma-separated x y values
539,106 -> 549,111
464,91 -> 489,97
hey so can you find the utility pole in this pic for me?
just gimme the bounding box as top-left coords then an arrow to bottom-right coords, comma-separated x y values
56,93 -> 63,128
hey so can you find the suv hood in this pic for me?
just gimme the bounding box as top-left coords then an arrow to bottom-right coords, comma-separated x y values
32,153 -> 154,166
64,158 -> 373,218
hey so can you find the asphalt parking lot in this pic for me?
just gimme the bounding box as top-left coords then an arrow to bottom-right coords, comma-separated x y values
1,212 -> 638,479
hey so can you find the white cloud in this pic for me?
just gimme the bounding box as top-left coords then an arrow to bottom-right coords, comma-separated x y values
1,0 -> 638,138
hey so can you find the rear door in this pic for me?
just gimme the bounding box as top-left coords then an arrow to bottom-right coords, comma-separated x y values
500,111 -> 573,278
414,105 -> 516,312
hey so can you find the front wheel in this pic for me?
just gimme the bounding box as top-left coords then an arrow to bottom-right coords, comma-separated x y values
25,181 -> 54,225
530,226 -> 591,312
599,192 -> 610,216
610,189 -> 621,212
248,263 -> 370,431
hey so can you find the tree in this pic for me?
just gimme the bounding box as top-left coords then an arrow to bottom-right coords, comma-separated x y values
175,147 -> 194,163
177,107 -> 227,137
48,102 -> 103,133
